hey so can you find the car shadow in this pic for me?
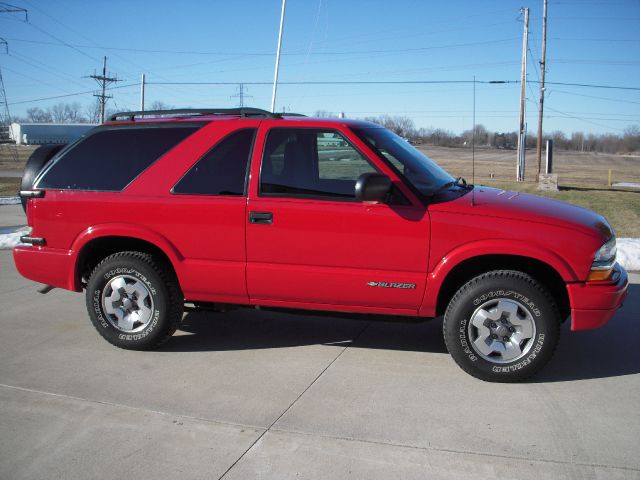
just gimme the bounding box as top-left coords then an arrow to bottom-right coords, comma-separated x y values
162,308 -> 447,354
161,284 -> 638,382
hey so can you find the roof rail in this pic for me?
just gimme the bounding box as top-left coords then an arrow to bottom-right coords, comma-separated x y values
108,107 -> 282,122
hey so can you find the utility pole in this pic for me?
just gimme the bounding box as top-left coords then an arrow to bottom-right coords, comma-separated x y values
271,0 -> 287,113
516,7 -> 529,181
231,83 -> 252,108
140,74 -> 145,112
536,0 -> 548,178
89,57 -> 120,123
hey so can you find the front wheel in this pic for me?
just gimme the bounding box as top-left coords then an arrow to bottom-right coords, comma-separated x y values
86,251 -> 183,350
443,270 -> 560,382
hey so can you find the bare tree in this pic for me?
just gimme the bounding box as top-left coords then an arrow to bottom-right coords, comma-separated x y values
622,125 -> 640,153
26,107 -> 52,122
314,110 -> 338,118
84,100 -> 101,124
363,115 -> 416,138
150,101 -> 173,110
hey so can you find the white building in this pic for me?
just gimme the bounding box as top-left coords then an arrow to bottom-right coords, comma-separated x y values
9,123 -> 98,145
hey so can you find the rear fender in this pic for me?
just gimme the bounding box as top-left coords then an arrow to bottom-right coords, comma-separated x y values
69,224 -> 184,290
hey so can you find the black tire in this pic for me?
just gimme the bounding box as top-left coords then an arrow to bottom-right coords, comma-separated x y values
85,251 -> 183,350
20,144 -> 66,212
443,270 -> 560,382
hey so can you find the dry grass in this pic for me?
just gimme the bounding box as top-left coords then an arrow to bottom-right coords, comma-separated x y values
421,146 -> 640,237
421,145 -> 640,188
0,177 -> 20,196
0,145 -> 37,171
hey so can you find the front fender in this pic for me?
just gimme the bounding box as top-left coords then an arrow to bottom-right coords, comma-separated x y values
419,239 -> 578,316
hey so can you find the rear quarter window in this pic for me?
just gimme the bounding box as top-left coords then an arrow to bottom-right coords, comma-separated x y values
35,125 -> 200,191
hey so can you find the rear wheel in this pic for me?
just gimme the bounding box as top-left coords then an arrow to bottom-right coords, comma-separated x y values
85,251 -> 183,350
443,270 -> 560,382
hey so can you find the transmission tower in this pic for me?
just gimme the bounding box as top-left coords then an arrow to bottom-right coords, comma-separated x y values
0,2 -> 27,21
88,57 -> 121,123
231,83 -> 252,108
0,4 -> 25,162
0,35 -> 17,161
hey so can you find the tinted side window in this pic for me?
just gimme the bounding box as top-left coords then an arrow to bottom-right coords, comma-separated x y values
173,128 -> 256,196
317,132 -> 376,180
261,128 -> 377,200
36,126 -> 199,191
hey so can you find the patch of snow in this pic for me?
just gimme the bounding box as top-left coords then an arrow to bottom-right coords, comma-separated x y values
0,196 -> 20,205
618,238 -> 640,272
0,227 -> 28,249
612,182 -> 640,189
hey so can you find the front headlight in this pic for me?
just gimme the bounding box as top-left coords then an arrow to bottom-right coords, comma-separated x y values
587,237 -> 617,281
593,237 -> 617,267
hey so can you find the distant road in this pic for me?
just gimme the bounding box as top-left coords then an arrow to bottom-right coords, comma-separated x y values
0,170 -> 21,178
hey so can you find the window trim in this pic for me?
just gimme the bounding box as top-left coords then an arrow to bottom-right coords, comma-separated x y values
170,127 -> 257,197
34,123 -> 204,193
258,127 -> 383,202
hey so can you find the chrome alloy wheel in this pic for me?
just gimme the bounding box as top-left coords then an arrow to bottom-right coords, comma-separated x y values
468,299 -> 536,364
101,275 -> 154,333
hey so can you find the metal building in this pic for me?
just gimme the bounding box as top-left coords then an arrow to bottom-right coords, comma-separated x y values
9,123 -> 98,145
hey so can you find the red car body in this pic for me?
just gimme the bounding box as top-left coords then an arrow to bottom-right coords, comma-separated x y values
13,115 -> 628,331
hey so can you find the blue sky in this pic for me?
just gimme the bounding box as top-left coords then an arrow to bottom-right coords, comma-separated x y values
1,0 -> 639,134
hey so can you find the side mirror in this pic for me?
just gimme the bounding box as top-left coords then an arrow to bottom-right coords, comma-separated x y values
355,173 -> 391,203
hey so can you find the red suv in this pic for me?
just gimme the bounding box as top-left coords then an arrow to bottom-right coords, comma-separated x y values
14,108 -> 628,382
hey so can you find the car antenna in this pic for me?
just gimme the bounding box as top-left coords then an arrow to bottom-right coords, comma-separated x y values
470,76 -> 476,206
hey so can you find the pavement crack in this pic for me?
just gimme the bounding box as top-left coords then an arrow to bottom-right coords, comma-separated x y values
268,428 -> 640,474
217,321 -> 372,480
0,383 -> 262,432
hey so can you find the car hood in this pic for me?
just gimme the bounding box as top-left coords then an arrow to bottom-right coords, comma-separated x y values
430,186 -> 613,242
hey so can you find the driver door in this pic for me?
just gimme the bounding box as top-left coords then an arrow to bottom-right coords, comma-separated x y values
246,126 -> 430,314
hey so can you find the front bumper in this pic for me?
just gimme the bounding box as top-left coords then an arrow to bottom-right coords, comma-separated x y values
567,264 -> 628,331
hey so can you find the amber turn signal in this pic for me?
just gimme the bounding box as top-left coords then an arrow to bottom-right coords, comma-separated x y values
587,268 -> 613,282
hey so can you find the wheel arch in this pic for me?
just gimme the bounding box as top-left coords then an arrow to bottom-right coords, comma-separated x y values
430,254 -> 570,321
73,227 -> 183,290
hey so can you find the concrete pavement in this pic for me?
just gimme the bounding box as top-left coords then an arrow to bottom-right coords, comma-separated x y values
0,203 -> 25,231
0,238 -> 639,478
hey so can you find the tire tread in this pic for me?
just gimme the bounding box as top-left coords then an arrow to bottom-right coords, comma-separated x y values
443,269 -> 560,382
86,250 -> 183,350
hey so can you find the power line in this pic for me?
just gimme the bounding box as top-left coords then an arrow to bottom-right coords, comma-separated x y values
148,80 -> 515,86
8,82 -> 138,106
530,80 -> 640,91
25,21 -> 98,63
550,36 -> 640,42
544,104 -> 626,132
144,79 -> 640,92
551,89 -> 640,105
8,51 -> 89,89
1,36 -> 521,57
549,58 -> 640,65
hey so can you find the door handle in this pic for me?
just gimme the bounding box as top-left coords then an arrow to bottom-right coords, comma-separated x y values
249,211 -> 273,224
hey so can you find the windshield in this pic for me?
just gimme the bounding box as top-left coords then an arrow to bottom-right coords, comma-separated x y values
352,127 -> 454,197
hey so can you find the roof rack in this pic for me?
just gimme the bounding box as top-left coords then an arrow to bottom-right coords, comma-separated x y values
108,107 -> 284,122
